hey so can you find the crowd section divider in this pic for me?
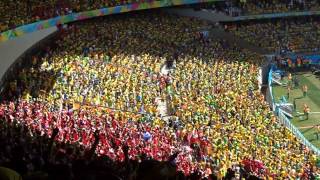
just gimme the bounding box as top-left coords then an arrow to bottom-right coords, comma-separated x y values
268,64 -> 320,155
229,11 -> 320,21
0,0 -> 217,42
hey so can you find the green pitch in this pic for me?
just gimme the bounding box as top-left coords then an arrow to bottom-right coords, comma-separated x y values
272,71 -> 320,148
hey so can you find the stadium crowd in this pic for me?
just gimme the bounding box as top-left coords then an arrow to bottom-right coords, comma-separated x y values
222,0 -> 320,16
0,0 -> 156,33
0,11 -> 320,179
225,16 -> 320,53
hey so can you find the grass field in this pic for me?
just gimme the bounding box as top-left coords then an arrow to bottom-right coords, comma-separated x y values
272,71 -> 320,148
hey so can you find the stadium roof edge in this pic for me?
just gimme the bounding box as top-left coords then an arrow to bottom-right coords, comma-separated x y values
0,0 -> 220,43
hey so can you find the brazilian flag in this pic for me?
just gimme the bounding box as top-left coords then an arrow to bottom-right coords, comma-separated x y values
205,95 -> 212,101
104,55 -> 110,63
316,157 -> 320,168
205,95 -> 216,108
167,85 -> 173,95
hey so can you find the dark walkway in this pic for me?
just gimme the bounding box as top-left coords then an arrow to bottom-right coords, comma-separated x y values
209,27 -> 270,55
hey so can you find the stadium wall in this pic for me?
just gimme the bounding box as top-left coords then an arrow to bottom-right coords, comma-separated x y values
0,27 -> 58,92
260,56 -> 273,88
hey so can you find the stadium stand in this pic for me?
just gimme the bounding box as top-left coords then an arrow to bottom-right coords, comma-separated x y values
0,0 -> 155,33
0,12 -> 319,179
187,0 -> 320,17
224,0 -> 320,16
225,16 -> 320,53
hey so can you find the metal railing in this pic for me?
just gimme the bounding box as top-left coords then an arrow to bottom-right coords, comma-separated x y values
268,64 -> 320,156
278,109 -> 320,155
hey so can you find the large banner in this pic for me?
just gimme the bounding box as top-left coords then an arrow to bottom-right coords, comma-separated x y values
0,0 -> 215,42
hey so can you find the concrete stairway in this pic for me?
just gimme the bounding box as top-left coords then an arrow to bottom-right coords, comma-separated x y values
156,64 -> 171,120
